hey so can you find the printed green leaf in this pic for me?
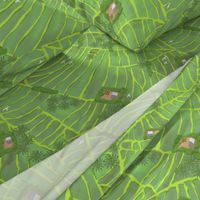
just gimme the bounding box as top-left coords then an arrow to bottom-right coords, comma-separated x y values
0,1 -> 200,200
59,54 -> 200,200
67,0 -> 200,51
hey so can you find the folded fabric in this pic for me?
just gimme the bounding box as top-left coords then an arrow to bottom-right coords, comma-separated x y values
0,1 -> 200,200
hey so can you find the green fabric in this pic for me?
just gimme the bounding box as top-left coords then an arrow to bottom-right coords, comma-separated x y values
0,0 -> 200,200
0,65 -> 185,200
61,55 -> 200,200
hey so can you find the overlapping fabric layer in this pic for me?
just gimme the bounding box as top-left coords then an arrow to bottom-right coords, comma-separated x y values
0,0 -> 200,200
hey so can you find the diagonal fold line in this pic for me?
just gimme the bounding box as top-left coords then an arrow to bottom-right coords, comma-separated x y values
0,60 -> 190,200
